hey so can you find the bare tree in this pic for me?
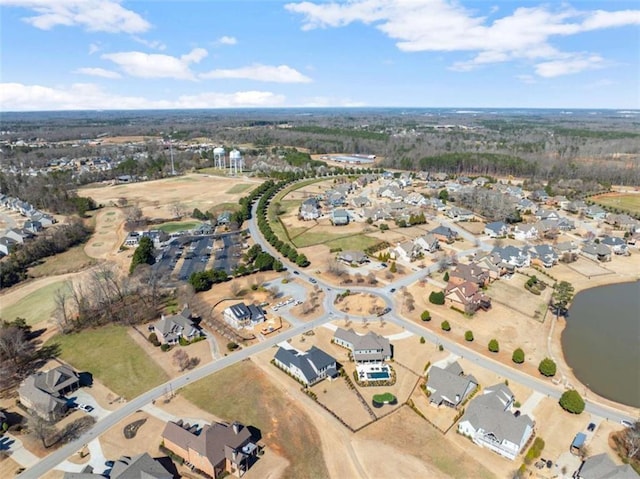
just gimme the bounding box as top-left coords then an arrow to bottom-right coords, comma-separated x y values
623,422 -> 640,459
229,281 -> 242,297
53,282 -> 72,331
268,285 -> 280,299
172,349 -> 190,371
327,259 -> 346,277
366,272 -> 377,285
28,415 -> 54,448
355,272 -> 364,283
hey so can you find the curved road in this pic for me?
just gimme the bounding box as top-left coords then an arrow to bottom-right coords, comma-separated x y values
19,195 -> 637,478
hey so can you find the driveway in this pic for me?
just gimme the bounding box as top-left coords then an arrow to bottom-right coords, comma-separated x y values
56,438 -> 108,475
67,389 -> 112,421
0,433 -> 39,468
519,391 -> 544,418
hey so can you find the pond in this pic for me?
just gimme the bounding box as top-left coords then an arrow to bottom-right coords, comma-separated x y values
561,281 -> 640,407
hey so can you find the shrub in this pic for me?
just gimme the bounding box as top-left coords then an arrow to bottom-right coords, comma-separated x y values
465,330 -> 474,342
441,320 -> 451,331
420,310 -> 431,321
538,358 -> 557,377
512,348 -> 525,364
488,339 -> 499,353
420,336 -> 426,344
559,390 -> 585,414
227,342 -> 239,351
160,343 -> 170,352
443,271 -> 449,281
148,332 -> 160,347
438,344 -> 444,351
429,291 -> 445,305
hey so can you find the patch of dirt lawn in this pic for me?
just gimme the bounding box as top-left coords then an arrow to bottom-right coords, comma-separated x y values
99,411 -> 167,462
361,406 -> 497,479
333,292 -> 385,316
0,457 -> 23,478
79,174 -> 264,222
310,377 -> 374,430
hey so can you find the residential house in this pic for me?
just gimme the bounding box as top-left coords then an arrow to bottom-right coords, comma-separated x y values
0,237 -> 17,255
152,307 -> 201,345
23,220 -> 43,234
331,209 -> 350,226
337,250 -> 369,265
299,198 -> 321,220
446,207 -> 474,222
457,383 -> 534,461
473,177 -> 490,187
585,205 -> 607,220
516,198 -> 537,213
574,453 -> 638,479
333,328 -> 392,363
554,241 -> 580,259
223,303 -> 265,329
528,244 -> 558,268
124,231 -> 142,247
450,262 -> 491,287
403,192 -> 427,206
550,195 -> 570,210
377,185 -> 406,201
484,221 -> 509,238
273,345 -> 338,386
444,281 -> 491,311
217,211 -> 232,225
581,242 -> 612,262
426,197 -> 447,211
63,453 -> 173,479
414,233 -> 439,253
535,209 -> 560,221
530,189 -> 549,203
505,185 -> 525,199
394,241 -> 421,262
4,228 -> 33,244
351,196 -> 371,208
162,420 -> 258,478
564,200 -> 588,214
491,246 -> 531,269
426,361 -> 477,408
194,223 -> 214,235
430,225 -> 458,243
513,223 -> 539,241
606,213 -> 640,232
362,206 -> 390,222
18,365 -> 80,421
600,236 -> 629,255
325,190 -> 346,207
474,256 -> 502,280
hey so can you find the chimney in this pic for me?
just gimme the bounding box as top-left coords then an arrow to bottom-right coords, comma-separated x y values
232,422 -> 241,434
455,394 -> 460,404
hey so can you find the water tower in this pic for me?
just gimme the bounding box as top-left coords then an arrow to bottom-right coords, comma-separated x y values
229,149 -> 243,175
213,146 -> 226,169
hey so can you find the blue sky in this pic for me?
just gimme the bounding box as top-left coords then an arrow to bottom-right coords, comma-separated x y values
1,0 -> 639,110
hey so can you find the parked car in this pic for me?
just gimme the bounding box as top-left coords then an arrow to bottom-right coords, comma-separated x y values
621,420 -> 634,428
293,271 -> 299,275
105,460 -> 115,468
77,404 -> 94,413
389,288 -> 396,293
587,422 -> 596,432
309,278 -> 317,284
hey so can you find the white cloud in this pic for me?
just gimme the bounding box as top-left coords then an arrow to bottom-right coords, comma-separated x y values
515,74 -> 536,84
102,48 -> 208,80
132,36 -> 166,51
535,54 -> 605,78
301,96 -> 366,107
1,0 -> 150,33
74,67 -> 121,79
200,64 -> 312,83
88,42 -> 101,55
0,82 -> 286,111
215,35 -> 237,46
285,1 -> 640,76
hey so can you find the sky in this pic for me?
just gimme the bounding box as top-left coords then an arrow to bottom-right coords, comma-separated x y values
1,0 -> 639,111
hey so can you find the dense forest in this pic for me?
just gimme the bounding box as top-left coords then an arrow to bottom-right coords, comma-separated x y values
1,109 -> 639,185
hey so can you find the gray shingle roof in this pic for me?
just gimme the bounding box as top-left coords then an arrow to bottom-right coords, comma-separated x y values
579,453 -> 638,479
333,328 -> 392,362
110,453 -> 173,479
426,362 -> 477,407
274,346 -> 336,384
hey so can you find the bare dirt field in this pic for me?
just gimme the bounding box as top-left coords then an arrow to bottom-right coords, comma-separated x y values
78,173 -> 263,220
310,377 -> 374,430
0,457 -> 22,477
487,270 -> 552,320
99,410 -> 166,462
333,291 -> 385,316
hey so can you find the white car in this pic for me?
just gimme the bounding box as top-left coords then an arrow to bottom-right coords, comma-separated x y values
77,403 -> 94,413
621,420 -> 634,428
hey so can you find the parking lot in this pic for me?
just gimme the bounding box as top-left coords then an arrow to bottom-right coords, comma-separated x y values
153,233 -> 242,282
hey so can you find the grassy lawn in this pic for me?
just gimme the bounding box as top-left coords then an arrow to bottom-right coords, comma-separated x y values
195,168 -> 232,176
157,221 -> 200,233
291,228 -> 379,251
28,244 -> 97,278
593,193 -> 640,215
0,280 -> 67,326
225,183 -> 254,194
208,202 -> 240,215
373,392 -> 396,403
46,325 -> 169,399
277,199 -> 302,215
182,361 -> 329,479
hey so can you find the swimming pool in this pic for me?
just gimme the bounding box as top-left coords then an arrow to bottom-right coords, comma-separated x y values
367,371 -> 391,380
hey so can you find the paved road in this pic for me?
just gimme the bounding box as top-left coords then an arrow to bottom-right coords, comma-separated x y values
19,194 -> 636,477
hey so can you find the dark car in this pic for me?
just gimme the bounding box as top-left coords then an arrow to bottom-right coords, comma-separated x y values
587,422 -> 596,432
293,271 -> 300,275
309,278 -> 317,284
389,288 -> 396,293
514,410 -> 521,418
105,460 -> 115,468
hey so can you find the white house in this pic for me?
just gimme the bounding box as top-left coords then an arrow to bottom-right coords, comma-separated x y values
513,223 -> 539,241
299,198 -> 320,220
223,303 -> 265,329
414,233 -> 439,253
484,221 -> 509,238
394,241 -> 420,262
457,383 -> 534,461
